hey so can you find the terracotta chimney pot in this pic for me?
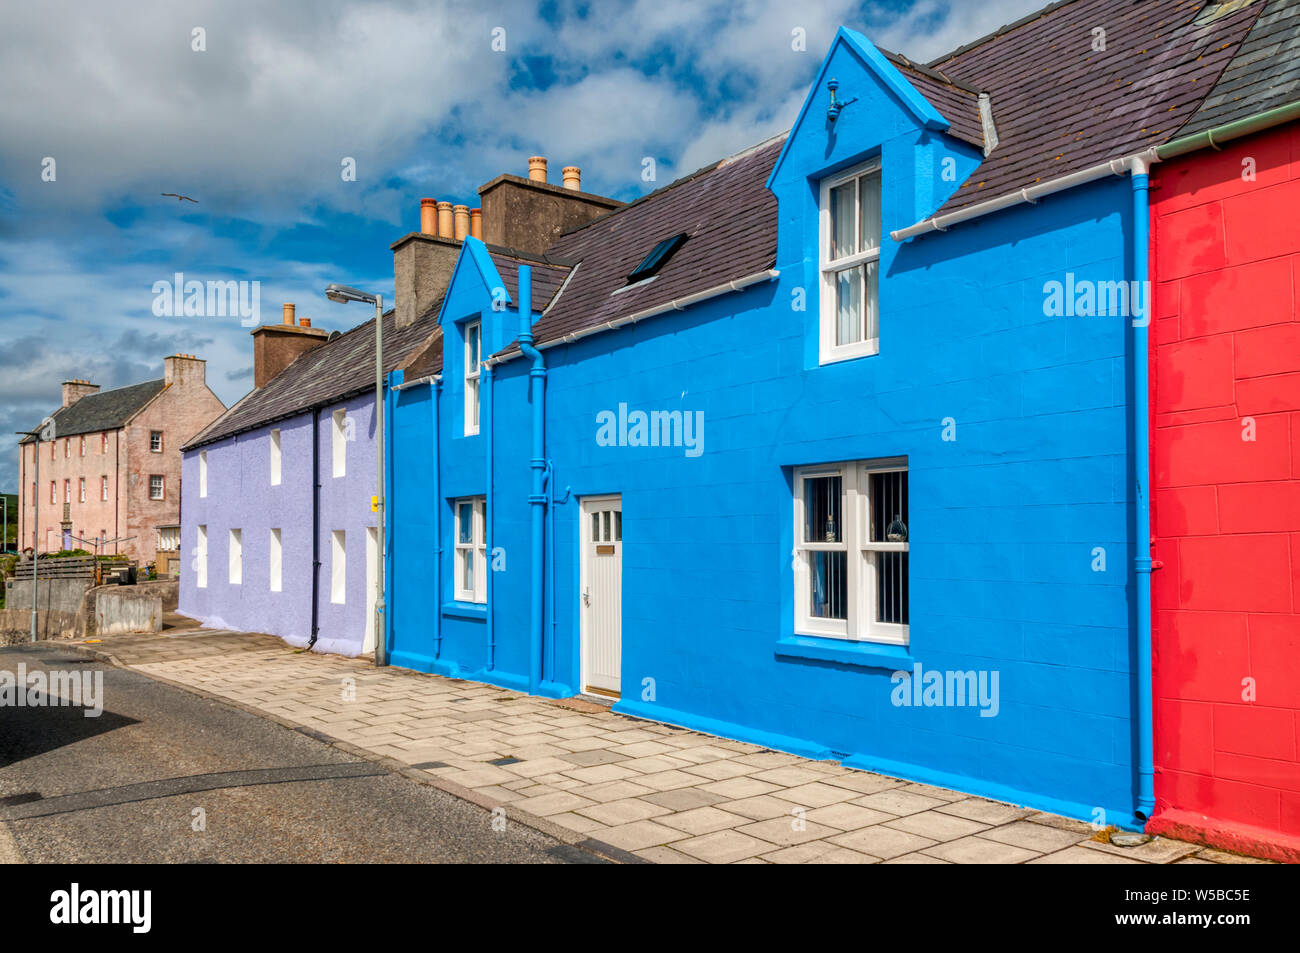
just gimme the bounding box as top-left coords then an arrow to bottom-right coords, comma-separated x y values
283,302 -> 295,326
453,205 -> 470,241
528,156 -> 548,183
562,166 -> 581,191
437,201 -> 454,239
420,198 -> 437,235
470,208 -> 482,239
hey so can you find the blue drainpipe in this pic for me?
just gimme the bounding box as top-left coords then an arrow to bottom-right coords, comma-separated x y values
516,266 -> 548,696
385,370 -> 399,662
1132,156 -> 1155,824
485,359 -> 496,671
432,376 -> 443,661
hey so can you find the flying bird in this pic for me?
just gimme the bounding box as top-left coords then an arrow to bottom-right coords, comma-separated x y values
161,192 -> 198,203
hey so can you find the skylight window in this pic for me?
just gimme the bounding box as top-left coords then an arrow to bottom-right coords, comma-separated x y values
627,233 -> 688,284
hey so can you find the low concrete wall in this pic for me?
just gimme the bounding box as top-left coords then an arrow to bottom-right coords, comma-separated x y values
0,607 -> 79,643
4,576 -> 93,613
94,588 -> 162,636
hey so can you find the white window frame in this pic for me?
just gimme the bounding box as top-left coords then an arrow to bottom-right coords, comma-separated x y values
453,496 -> 486,603
199,450 -> 208,497
149,475 -> 164,500
78,478 -> 85,502
228,528 -> 242,584
332,409 -> 347,478
793,458 -> 909,645
819,158 -> 882,365
64,479 -> 70,503
464,320 -> 481,437
101,433 -> 108,454
269,528 -> 282,593
150,430 -> 163,453
270,428 -> 282,486
196,524 -> 208,588
79,436 -> 85,456
100,475 -> 108,501
330,530 -> 347,604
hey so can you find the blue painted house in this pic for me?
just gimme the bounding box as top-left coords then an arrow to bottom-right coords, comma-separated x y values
385,7 -> 1261,828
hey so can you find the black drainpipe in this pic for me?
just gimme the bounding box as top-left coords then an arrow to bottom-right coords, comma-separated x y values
308,407 -> 321,649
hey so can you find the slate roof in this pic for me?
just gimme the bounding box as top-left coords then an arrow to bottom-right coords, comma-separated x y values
486,249 -> 573,313
491,135 -> 783,360
884,51 -> 987,150
186,308 -> 443,450
927,0 -> 1267,213
1179,0 -> 1300,134
21,379 -> 166,443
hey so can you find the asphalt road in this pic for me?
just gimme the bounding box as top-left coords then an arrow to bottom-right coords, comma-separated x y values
0,643 -> 598,863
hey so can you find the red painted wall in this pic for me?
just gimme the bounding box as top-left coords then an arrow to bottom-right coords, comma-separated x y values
1150,122 -> 1300,862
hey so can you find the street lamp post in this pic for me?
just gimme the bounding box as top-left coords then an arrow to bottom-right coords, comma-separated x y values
16,426 -> 47,642
324,283 -> 387,667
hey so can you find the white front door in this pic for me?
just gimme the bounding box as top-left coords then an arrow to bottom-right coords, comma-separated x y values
580,495 -> 622,697
363,526 -> 377,653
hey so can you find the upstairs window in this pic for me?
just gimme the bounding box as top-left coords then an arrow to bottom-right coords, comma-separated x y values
101,433 -> 108,453
100,476 -> 109,501
150,431 -> 163,452
626,233 -> 688,285
63,479 -> 70,503
820,159 -> 881,364
199,450 -> 208,497
79,436 -> 85,456
270,428 -> 282,486
78,478 -> 85,502
793,459 -> 908,645
464,321 -> 481,437
149,475 -> 164,500
332,410 -> 347,478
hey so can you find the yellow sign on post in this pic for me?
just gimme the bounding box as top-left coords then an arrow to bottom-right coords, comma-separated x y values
371,495 -> 379,513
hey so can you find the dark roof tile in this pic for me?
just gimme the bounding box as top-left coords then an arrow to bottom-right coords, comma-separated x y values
22,379 -> 166,443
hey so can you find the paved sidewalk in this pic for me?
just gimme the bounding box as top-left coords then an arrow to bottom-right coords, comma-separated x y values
80,625 -> 1268,865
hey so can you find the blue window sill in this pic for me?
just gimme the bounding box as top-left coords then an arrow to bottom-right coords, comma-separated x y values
441,600 -> 487,621
775,634 -> 914,671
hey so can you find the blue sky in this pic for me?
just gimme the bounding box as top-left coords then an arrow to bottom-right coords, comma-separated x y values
0,0 -> 1045,492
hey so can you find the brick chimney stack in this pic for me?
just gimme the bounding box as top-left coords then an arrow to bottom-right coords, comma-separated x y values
61,379 -> 100,407
164,353 -> 206,387
249,302 -> 330,388
476,155 -> 622,255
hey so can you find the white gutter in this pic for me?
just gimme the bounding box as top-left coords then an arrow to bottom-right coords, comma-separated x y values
486,267 -> 780,366
891,147 -> 1161,242
393,373 -> 441,391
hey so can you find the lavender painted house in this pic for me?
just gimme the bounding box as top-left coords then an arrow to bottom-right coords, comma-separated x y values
180,158 -> 620,656
179,311 -> 445,656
